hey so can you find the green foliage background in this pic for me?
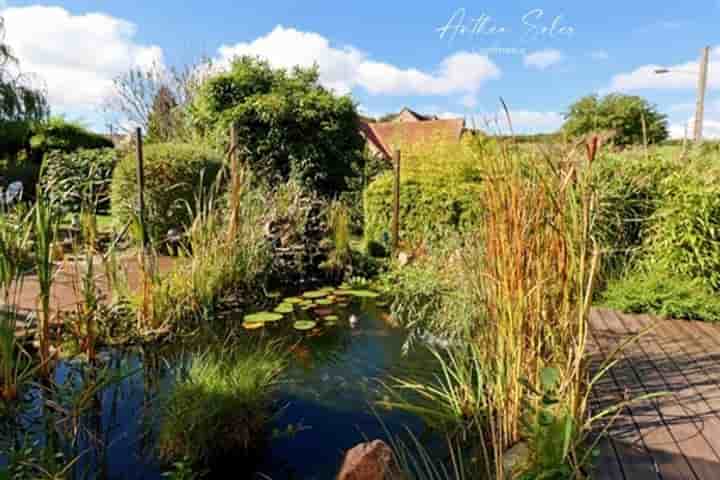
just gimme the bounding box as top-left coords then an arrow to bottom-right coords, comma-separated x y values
40,148 -> 118,214
190,56 -> 364,197
563,94 -> 668,146
111,142 -> 222,242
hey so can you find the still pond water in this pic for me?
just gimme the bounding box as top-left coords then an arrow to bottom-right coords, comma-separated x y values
1,297 -> 442,479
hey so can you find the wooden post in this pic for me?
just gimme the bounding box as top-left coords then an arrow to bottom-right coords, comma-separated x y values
135,127 -> 150,329
227,124 -> 240,241
391,149 -> 401,253
694,46 -> 710,144
135,127 -> 148,250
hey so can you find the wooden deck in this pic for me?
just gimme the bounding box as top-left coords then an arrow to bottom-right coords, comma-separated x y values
590,308 -> 720,479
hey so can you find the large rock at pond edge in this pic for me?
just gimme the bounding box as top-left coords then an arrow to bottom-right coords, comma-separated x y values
337,440 -> 396,480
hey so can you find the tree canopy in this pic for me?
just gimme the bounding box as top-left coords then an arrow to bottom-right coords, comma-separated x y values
191,56 -> 365,197
563,93 -> 669,146
0,16 -> 49,161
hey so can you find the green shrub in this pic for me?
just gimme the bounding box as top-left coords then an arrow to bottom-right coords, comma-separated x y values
111,143 -> 222,243
602,267 -> 720,322
29,117 -> 112,162
591,151 -> 680,283
644,160 -> 720,289
364,172 -> 483,246
158,344 -> 286,467
191,56 -> 364,197
40,148 -> 118,214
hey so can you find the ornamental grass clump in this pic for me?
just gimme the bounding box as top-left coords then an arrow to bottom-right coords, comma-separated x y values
457,142 -> 599,478
158,342 -> 287,467
383,139 -> 600,479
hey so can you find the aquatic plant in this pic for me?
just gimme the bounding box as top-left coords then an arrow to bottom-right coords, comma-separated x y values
293,320 -> 316,331
158,342 -> 286,467
148,166 -> 272,329
383,137 -> 601,478
33,193 -> 59,377
0,207 -> 36,403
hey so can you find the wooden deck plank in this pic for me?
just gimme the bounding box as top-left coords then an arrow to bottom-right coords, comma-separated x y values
589,308 -> 662,479
595,308 -> 699,479
590,308 -> 720,479
615,312 -> 720,479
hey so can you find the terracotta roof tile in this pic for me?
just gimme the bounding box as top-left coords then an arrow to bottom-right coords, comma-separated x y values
362,118 -> 465,159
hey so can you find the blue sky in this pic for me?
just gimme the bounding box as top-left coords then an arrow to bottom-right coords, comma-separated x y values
2,0 -> 719,136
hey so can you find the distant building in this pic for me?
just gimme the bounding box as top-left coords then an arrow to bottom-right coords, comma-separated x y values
360,108 -> 465,161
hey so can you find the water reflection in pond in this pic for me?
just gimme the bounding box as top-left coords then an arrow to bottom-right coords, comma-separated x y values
1,298 -> 441,479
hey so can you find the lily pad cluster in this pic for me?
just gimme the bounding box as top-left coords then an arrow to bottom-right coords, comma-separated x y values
242,285 -> 382,332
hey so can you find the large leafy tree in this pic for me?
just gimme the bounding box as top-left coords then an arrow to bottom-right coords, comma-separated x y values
191,56 -> 365,197
0,17 -> 49,162
563,94 -> 668,146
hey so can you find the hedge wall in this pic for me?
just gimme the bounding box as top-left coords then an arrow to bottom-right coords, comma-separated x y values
364,171 -> 483,247
111,143 -> 222,243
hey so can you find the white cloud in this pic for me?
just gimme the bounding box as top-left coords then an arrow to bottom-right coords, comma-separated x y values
460,94 -> 478,109
523,49 -> 564,70
609,46 -> 720,91
589,50 -> 609,61
218,26 -> 500,97
437,109 -> 564,134
1,5 -> 163,110
669,117 -> 720,140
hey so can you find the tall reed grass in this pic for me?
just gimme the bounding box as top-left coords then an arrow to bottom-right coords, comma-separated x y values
383,140 -> 601,479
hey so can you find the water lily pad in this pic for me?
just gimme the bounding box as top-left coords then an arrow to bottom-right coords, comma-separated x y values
284,297 -> 304,304
376,301 -> 389,307
303,290 -> 328,299
315,308 -> 334,317
294,320 -> 317,331
347,290 -> 380,298
244,312 -> 284,323
243,322 -> 265,330
324,315 -> 339,321
337,302 -> 350,308
274,303 -> 294,314
316,298 -> 334,305
334,289 -> 352,296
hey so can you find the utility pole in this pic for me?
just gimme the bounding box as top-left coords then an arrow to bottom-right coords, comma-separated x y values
694,46 -> 710,143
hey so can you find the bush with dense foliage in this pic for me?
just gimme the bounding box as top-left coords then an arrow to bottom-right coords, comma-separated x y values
40,148 -> 118,214
643,158 -> 720,289
563,94 -> 668,146
28,117 -> 113,163
365,173 -> 483,247
592,148 -> 720,321
602,267 -> 720,322
591,150 -> 680,283
364,141 -> 484,247
111,143 -> 222,242
190,56 -> 364,197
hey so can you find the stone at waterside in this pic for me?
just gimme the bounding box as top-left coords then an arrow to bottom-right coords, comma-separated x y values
337,440 -> 399,480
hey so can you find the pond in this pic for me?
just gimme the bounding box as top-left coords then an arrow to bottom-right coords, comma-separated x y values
1,295 -> 442,479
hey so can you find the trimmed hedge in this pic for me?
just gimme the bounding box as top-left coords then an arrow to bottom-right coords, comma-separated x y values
364,171 -> 483,247
29,118 -> 113,162
41,148 -> 118,213
111,143 -> 222,242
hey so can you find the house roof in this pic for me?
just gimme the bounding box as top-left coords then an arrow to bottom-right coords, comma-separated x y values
397,107 -> 438,122
361,118 -> 465,160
